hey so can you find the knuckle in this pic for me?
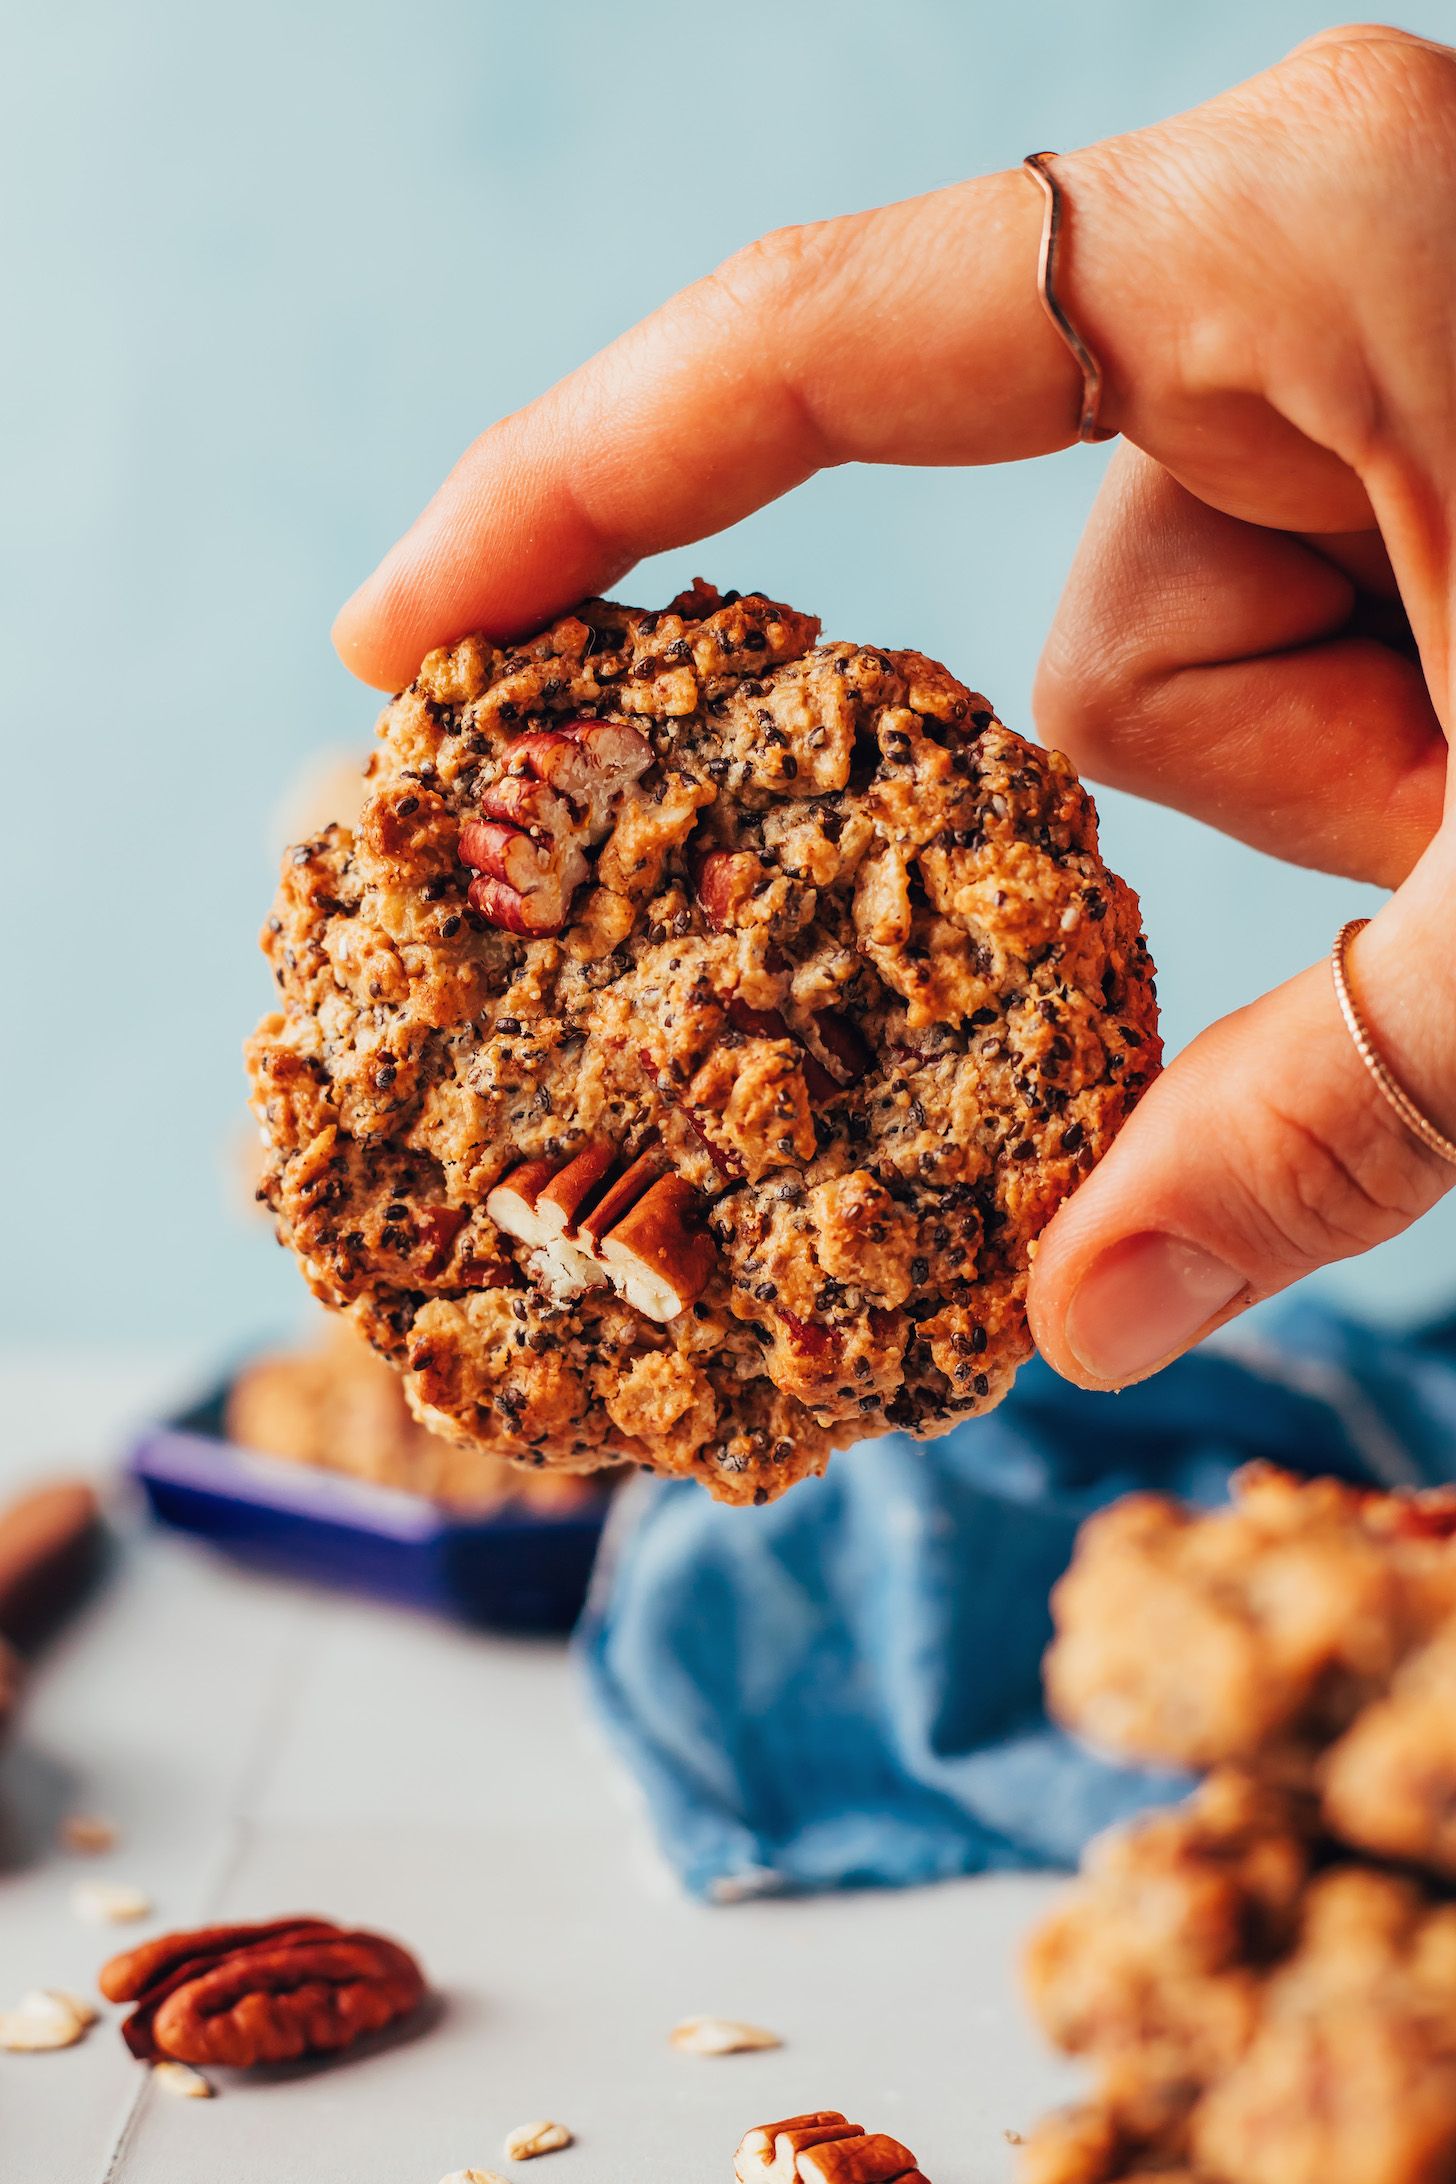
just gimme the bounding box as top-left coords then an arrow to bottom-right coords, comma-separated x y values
1033,452 -> 1169,773
1032,616 -> 1143,777
1237,1090 -> 1439,1276
710,218 -> 838,315
1294,32 -> 1456,161
703,217 -> 862,458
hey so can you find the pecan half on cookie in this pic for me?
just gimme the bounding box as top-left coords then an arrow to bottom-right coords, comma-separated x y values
248,579 -> 1159,1505
99,1916 -> 426,2066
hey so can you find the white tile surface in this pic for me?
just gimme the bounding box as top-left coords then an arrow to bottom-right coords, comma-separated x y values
0,1360 -> 1081,2184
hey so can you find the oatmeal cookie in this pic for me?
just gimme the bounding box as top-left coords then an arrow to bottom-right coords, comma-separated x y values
1044,1464 -> 1456,1872
1023,1769 -> 1315,2171
1021,1773 -> 1456,2184
247,580 -> 1158,1504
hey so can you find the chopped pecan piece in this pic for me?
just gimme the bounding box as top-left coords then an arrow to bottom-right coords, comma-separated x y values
461,872 -> 570,937
487,1144 -> 713,1321
736,2117 -> 928,2184
99,1915 -> 426,2067
778,1309 -> 838,1361
725,997 -> 840,1105
487,1141 -> 637,1301
725,996 -> 790,1042
416,1203 -> 471,1278
798,2137 -> 923,2184
507,719 -> 652,836
599,1174 -> 717,1321
812,1010 -> 871,1086
476,771 -> 583,855
530,1141 -> 621,1296
736,2118 -> 864,2184
460,719 -> 653,936
575,1146 -> 667,1246
457,818 -> 588,902
696,849 -> 757,932
537,1140 -> 619,1232
485,1158 -> 571,1251
459,819 -> 586,937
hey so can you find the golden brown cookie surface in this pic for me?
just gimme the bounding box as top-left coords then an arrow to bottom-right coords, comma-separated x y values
1045,1462 -> 1456,1875
1021,1768 -> 1456,2184
247,581 -> 1159,1503
226,1315 -> 603,1512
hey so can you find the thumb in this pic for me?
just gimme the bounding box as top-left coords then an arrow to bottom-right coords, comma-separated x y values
1027,857 -> 1456,1389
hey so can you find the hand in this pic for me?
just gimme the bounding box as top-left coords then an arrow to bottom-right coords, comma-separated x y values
333,25 -> 1456,1391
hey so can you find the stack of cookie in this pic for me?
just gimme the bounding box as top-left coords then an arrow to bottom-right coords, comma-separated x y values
1021,1463 -> 1456,2184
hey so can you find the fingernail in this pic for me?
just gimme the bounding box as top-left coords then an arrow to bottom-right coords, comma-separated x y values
1065,1233 -> 1246,1385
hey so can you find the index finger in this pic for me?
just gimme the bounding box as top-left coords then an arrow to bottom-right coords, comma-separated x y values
332,171 -> 1078,689
335,25 -> 1456,696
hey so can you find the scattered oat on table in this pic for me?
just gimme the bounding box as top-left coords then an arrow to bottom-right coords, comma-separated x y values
0,2013 -> 79,2053
670,2015 -> 781,2055
71,1879 -> 151,1924
152,2060 -> 212,2098
0,1989 -> 94,2051
503,2121 -> 573,2160
440,2171 -> 510,2184
60,1812 -> 118,1855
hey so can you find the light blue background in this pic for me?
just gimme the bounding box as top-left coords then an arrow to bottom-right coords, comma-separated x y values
4,0 -> 1454,1349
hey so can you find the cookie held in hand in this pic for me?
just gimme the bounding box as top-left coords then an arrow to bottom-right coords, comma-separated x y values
99,1916 -> 426,2067
248,581 -> 1158,1504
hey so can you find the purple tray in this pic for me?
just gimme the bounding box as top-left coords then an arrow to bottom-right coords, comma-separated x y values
127,1385 -> 611,1633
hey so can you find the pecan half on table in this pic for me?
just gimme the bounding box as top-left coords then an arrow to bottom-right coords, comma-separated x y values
99,1916 -> 426,2067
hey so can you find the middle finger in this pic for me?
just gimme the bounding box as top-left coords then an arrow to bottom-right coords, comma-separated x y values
1033,445 -> 1446,890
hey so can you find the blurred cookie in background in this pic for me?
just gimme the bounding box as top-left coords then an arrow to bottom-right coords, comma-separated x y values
226,1314 -> 601,1514
266,747 -> 372,859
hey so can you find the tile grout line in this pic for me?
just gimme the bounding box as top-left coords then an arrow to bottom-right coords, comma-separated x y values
94,2071 -> 151,2184
91,1590 -> 324,2182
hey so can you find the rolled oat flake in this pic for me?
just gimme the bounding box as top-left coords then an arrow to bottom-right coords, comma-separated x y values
503,2121 -> 574,2160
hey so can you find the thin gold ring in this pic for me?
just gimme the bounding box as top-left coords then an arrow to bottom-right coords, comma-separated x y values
1331,918 -> 1456,1165
1023,152 -> 1117,446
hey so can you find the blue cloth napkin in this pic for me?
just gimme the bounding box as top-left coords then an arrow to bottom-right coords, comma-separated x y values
577,1304 -> 1456,1900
